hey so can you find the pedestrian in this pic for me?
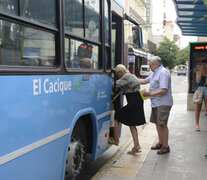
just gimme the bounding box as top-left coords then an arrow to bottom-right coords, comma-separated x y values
139,56 -> 173,154
109,64 -> 146,155
194,60 -> 207,131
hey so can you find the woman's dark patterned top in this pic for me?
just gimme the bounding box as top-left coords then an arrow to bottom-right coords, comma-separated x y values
116,74 -> 140,94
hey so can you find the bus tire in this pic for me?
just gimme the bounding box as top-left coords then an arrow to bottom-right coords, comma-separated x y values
64,120 -> 87,180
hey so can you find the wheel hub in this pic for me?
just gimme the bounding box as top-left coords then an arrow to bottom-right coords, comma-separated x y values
65,140 -> 84,179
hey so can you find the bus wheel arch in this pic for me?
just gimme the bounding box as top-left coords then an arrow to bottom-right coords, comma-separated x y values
64,114 -> 96,179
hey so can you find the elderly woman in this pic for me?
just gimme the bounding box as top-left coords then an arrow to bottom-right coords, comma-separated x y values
110,64 -> 146,154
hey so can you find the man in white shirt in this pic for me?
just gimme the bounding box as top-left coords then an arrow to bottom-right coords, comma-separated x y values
139,56 -> 173,154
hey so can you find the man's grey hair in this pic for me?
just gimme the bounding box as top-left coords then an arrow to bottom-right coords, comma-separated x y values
150,56 -> 162,65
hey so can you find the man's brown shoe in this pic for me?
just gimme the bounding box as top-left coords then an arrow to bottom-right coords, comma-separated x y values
151,143 -> 162,150
157,146 -> 170,155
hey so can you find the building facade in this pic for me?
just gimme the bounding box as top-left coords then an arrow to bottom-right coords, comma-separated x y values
151,0 -> 167,48
124,0 -> 153,77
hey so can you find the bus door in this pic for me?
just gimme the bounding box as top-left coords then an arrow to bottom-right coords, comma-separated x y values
111,12 -> 124,68
109,12 -> 124,139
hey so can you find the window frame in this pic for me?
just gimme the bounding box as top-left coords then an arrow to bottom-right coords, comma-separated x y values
0,0 -> 61,74
64,37 -> 101,71
63,0 -> 106,74
0,0 -> 112,75
104,0 -> 112,72
64,34 -> 103,73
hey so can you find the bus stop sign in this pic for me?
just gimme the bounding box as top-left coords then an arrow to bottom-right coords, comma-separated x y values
128,56 -> 135,63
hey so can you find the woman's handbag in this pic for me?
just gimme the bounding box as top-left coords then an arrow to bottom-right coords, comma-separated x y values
193,78 -> 206,104
192,89 -> 204,104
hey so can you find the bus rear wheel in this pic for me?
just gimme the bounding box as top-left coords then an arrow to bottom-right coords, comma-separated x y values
65,121 -> 87,179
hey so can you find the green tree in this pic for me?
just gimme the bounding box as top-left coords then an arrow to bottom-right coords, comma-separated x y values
193,0 -> 207,20
152,37 -> 179,69
175,47 -> 189,66
193,0 -> 207,5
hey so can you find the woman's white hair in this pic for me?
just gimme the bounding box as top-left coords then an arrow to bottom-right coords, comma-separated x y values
150,56 -> 162,65
114,64 -> 126,73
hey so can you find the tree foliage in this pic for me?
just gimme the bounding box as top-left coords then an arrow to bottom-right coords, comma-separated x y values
152,37 -> 179,69
193,0 -> 207,20
193,0 -> 207,5
175,47 -> 189,66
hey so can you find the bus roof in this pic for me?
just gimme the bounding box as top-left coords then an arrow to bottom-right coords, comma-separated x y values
111,0 -> 124,17
113,0 -> 124,9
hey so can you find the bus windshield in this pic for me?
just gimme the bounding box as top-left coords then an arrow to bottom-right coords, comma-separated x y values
177,64 -> 187,76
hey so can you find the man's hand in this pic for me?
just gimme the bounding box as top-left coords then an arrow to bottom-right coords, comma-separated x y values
143,91 -> 151,97
139,79 -> 148,85
143,89 -> 168,97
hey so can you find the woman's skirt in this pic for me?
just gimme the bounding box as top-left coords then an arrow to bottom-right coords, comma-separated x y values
115,92 -> 146,126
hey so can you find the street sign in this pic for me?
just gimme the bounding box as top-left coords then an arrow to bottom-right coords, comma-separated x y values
128,56 -> 135,62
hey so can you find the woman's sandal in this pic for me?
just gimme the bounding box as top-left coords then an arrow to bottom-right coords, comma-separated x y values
127,146 -> 142,155
151,143 -> 162,150
157,146 -> 170,155
108,138 -> 119,146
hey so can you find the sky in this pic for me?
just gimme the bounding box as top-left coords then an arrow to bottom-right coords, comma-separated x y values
166,0 -> 197,49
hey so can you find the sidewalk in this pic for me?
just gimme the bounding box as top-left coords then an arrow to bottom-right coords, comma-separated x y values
93,92 -> 207,180
137,93 -> 207,180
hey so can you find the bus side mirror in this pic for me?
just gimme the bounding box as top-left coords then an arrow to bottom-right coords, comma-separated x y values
132,26 -> 143,48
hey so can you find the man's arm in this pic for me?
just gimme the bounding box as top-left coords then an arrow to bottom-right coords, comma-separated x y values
139,79 -> 149,85
143,89 -> 168,97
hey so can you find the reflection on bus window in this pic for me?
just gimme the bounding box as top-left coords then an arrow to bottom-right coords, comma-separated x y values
0,19 -> 56,67
85,0 -> 100,41
20,0 -> 56,27
65,0 -> 84,37
65,38 -> 99,69
0,0 -> 56,27
0,0 -> 18,15
104,0 -> 109,44
65,0 -> 100,42
111,22 -> 116,70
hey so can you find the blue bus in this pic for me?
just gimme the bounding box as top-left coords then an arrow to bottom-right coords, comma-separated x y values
0,0 -> 140,179
177,64 -> 187,76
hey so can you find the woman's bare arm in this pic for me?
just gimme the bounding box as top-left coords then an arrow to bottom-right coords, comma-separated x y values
196,65 -> 202,84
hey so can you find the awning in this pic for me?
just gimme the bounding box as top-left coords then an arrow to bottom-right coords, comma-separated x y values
124,14 -> 139,26
173,0 -> 207,36
128,46 -> 147,58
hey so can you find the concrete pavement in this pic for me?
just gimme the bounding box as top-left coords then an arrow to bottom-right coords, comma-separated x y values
92,91 -> 207,180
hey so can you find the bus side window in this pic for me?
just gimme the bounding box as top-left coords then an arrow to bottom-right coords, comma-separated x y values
1,38 -> 14,65
0,0 -> 18,15
65,38 -> 99,70
20,0 -> 56,27
64,0 -> 100,42
0,19 -> 56,67
0,21 -> 16,65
